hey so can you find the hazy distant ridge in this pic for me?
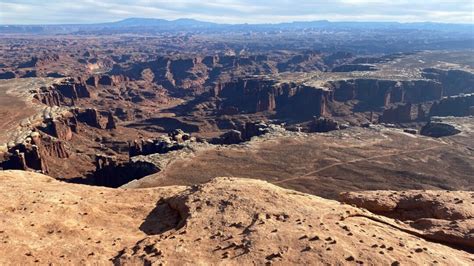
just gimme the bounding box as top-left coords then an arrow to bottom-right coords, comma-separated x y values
1,17 -> 472,34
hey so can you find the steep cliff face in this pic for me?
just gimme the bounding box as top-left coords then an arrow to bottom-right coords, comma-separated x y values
90,154 -> 159,187
33,78 -> 91,106
329,79 -> 443,108
430,94 -> 474,117
34,86 -> 66,106
380,103 -> 432,123
380,94 -> 474,123
56,82 -> 91,99
0,131 -> 69,173
423,68 -> 474,96
0,107 -> 117,173
33,74 -> 133,107
215,77 -> 445,122
215,78 -> 331,120
109,53 -> 343,95
215,78 -> 279,113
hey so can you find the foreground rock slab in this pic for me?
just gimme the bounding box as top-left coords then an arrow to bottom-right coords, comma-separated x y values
0,170 -> 472,265
340,190 -> 474,250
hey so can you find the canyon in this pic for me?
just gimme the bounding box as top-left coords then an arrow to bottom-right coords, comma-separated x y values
0,19 -> 473,264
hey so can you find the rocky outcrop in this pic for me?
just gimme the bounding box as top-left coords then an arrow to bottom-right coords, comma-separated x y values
420,121 -> 462,138
88,154 -> 160,187
329,79 -> 443,107
0,104 -> 116,174
212,122 -> 287,144
429,93 -> 474,117
32,74 -> 131,107
423,68 -> 474,96
2,171 -> 472,264
214,130 -> 243,144
380,103 -> 432,123
213,78 -> 280,112
1,143 -> 46,172
380,93 -> 474,123
73,108 -> 102,128
39,116 -> 76,141
33,86 -> 67,106
309,117 -> 341,132
72,108 -> 117,130
0,131 -> 69,173
95,74 -> 129,86
340,190 -> 474,250
215,78 -> 331,119
0,71 -> 16,79
54,79 -> 91,100
129,129 -> 196,157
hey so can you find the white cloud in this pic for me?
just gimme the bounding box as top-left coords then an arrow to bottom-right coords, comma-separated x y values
0,0 -> 472,24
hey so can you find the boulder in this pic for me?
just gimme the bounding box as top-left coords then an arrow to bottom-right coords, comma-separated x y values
218,130 -> 243,144
420,121 -> 461,138
310,117 -> 340,132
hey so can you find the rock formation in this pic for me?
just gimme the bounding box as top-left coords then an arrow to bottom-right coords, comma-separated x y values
380,94 -> 474,123
215,78 -> 331,119
309,117 -> 341,132
340,190 -> 474,250
329,79 -> 443,107
423,68 -> 474,96
430,93 -> 474,117
72,108 -> 117,130
420,120 -> 462,138
129,129 -> 196,157
0,170 -> 472,265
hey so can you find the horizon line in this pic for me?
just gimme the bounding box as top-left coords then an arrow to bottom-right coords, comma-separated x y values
1,17 -> 473,26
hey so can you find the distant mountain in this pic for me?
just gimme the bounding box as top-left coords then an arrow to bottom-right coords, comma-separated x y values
102,18 -> 219,28
0,17 -> 472,34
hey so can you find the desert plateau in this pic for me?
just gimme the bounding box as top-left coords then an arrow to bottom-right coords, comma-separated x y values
0,1 -> 473,264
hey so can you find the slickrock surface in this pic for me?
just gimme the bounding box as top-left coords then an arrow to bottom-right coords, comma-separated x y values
340,190 -> 474,250
1,170 -> 473,265
0,170 -> 184,265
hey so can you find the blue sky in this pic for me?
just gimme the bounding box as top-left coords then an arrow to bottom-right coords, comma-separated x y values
0,0 -> 473,24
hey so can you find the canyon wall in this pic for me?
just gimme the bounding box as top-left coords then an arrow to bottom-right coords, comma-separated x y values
214,78 -> 331,120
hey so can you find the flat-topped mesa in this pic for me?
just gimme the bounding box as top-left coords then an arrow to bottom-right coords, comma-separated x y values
423,68 -> 474,96
327,79 -> 443,107
380,93 -> 474,123
109,52 -> 341,95
215,77 -> 331,119
33,74 -> 130,107
377,69 -> 474,123
214,76 -> 447,123
430,93 -> 474,117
